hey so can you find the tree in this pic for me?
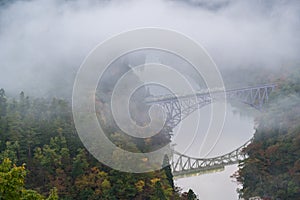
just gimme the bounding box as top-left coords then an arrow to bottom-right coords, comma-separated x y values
0,89 -> 188,199
162,154 -> 174,190
34,136 -> 72,196
181,189 -> 198,200
0,89 -> 7,117
46,188 -> 58,200
152,181 -> 167,200
0,158 -> 57,200
234,67 -> 300,200
187,189 -> 197,200
75,167 -> 111,199
0,158 -> 26,200
0,141 -> 19,164
71,148 -> 89,178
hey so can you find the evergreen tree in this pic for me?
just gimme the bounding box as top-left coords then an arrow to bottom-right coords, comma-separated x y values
0,89 -> 7,117
187,189 -> 197,200
162,154 -> 174,190
153,181 -> 167,200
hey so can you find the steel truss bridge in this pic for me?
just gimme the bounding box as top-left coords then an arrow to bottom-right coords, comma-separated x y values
171,139 -> 252,178
145,84 -> 276,178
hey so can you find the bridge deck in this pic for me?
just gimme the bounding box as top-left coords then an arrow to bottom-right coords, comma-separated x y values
144,84 -> 276,177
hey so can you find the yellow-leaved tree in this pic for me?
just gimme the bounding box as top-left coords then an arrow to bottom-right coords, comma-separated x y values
0,158 -> 58,200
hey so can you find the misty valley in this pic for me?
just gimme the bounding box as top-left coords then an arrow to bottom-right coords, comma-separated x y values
1,0 -> 300,200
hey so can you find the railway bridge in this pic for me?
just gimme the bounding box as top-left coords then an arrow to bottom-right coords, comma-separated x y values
145,84 -> 276,178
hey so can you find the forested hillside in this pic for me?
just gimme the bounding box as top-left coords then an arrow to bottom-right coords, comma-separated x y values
0,88 -> 197,200
234,65 -> 300,199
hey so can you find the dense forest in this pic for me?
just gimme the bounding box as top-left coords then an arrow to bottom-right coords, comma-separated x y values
1,0 -> 299,199
233,65 -> 300,199
0,88 -> 201,200
1,65 -> 300,200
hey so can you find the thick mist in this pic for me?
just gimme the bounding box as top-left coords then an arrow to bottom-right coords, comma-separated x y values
0,0 -> 299,97
1,1 -> 299,199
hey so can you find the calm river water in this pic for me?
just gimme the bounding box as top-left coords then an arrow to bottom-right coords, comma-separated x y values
172,103 -> 255,200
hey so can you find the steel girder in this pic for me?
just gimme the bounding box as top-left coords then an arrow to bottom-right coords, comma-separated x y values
145,84 -> 276,129
171,139 -> 252,177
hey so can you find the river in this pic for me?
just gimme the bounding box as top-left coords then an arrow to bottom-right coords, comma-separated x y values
172,103 -> 255,200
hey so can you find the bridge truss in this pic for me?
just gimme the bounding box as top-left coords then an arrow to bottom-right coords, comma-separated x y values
171,139 -> 252,178
145,84 -> 276,129
145,84 -> 276,177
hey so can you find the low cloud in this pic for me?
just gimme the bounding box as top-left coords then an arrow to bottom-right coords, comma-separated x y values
0,0 -> 299,96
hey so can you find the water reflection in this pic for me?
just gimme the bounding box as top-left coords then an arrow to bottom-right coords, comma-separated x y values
173,103 -> 254,200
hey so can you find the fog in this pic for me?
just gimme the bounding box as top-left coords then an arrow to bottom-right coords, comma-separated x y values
0,0 -> 299,199
174,103 -> 255,199
0,0 -> 299,97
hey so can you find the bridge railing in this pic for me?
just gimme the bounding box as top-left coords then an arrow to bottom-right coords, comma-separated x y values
145,83 -> 276,105
171,138 -> 253,178
143,84 -> 276,177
